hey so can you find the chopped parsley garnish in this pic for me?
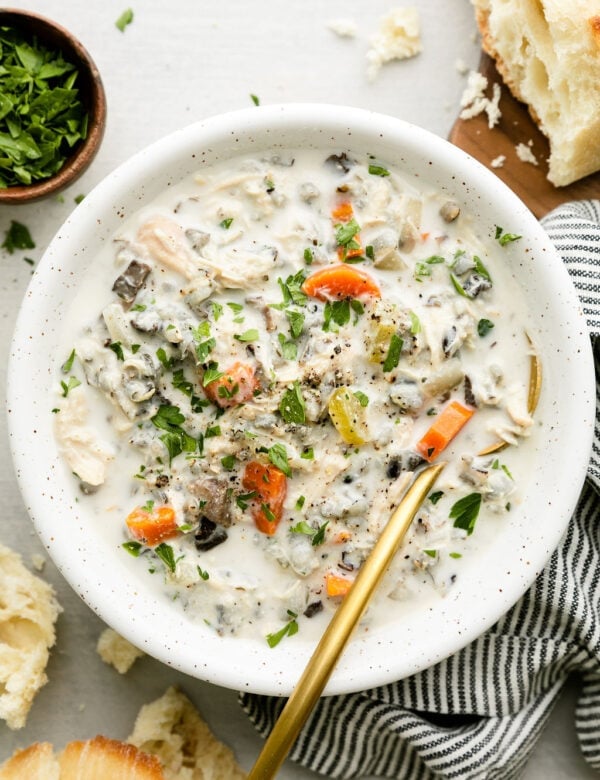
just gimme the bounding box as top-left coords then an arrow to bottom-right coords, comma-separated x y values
266,610 -> 299,648
2,221 -> 35,253
0,28 -> 89,188
449,492 -> 482,536
492,459 -> 514,480
303,248 -> 314,265
278,333 -> 298,360
156,347 -> 175,369
236,491 -> 257,510
353,391 -> 369,407
154,542 -> 179,573
61,349 -> 76,373
250,94 -> 260,106
428,490 -> 444,505
295,495 -> 306,510
335,218 -> 361,253
365,245 -> 374,260
275,270 -> 308,308
227,301 -> 244,314
220,217 -> 234,229
495,226 -> 522,246
382,334 -> 403,372
450,272 -> 469,298
205,425 -> 221,438
74,193 -> 85,204
234,328 -> 259,342
211,301 -> 224,321
268,443 -> 291,477
142,499 -> 155,512
261,503 -> 277,523
323,299 -> 362,331
115,8 -> 134,32
414,254 -> 445,281
290,519 -> 328,546
449,552 -> 462,559
285,310 -> 305,339
151,404 -> 197,464
300,446 -> 314,460
221,454 -> 237,471
202,362 -> 224,387
477,318 -> 495,337
368,164 -> 390,177
279,380 -> 306,424
109,341 -> 124,361
132,303 -> 146,312
423,549 -> 437,558
60,376 -> 81,397
409,311 -> 421,335
122,541 -> 142,557
473,255 -> 491,281
197,566 -> 210,580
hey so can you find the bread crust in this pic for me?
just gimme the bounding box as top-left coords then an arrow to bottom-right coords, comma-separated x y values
470,0 -> 600,186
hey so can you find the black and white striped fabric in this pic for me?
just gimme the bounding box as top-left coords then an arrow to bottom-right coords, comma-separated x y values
240,200 -> 600,779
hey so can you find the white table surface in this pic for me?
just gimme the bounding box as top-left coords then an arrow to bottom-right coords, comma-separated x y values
0,1 -> 596,776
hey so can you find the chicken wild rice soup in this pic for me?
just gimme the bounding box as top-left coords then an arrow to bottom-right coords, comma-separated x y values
54,149 -> 538,646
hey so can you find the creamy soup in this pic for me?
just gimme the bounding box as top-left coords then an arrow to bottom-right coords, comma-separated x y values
54,149 -> 537,645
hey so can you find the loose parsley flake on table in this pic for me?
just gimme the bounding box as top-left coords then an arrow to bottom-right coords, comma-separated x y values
115,8 -> 134,32
0,29 -> 88,187
2,221 -> 35,253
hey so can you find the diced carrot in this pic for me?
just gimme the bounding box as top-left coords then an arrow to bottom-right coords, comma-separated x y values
416,400 -> 475,462
203,361 -> 259,408
336,243 -> 364,261
126,505 -> 179,546
302,265 -> 381,301
331,201 -> 354,222
325,572 -> 354,597
242,461 -> 288,535
334,531 -> 352,544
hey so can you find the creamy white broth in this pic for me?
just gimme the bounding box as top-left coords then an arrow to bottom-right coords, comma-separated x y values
54,149 -> 538,643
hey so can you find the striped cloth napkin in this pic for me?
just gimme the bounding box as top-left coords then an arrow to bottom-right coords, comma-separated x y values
240,200 -> 600,779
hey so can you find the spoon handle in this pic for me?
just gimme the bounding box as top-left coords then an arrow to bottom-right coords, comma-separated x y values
247,462 -> 445,780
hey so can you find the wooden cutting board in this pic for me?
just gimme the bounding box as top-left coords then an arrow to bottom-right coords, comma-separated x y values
449,53 -> 600,219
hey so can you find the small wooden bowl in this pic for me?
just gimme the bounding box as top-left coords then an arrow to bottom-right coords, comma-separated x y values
0,9 -> 106,204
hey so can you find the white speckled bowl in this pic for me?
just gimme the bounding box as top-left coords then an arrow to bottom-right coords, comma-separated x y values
7,105 -> 595,696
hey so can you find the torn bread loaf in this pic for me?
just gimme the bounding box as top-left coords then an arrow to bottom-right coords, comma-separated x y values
0,543 -> 61,729
0,737 -> 164,780
471,0 -> 600,186
128,687 -> 246,780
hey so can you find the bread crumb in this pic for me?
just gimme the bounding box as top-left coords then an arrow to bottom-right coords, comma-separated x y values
97,628 -> 145,674
459,70 -> 502,128
515,141 -> 538,166
366,7 -> 422,81
491,154 -> 506,168
327,18 -> 357,38
30,553 -> 46,571
455,57 -> 469,75
0,543 -> 61,730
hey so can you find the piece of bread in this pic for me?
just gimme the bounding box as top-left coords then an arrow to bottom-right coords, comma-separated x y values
0,737 -> 165,780
0,742 -> 59,780
128,687 -> 246,780
59,736 -> 164,779
0,543 -> 62,729
471,0 -> 600,186
97,628 -> 145,674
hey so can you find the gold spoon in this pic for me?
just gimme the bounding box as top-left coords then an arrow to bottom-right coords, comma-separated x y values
247,461 -> 445,780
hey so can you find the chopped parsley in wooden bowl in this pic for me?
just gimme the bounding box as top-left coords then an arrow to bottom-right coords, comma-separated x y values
0,10 -> 106,204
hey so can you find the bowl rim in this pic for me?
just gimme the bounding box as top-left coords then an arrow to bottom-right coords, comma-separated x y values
0,8 -> 106,203
6,103 -> 596,695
